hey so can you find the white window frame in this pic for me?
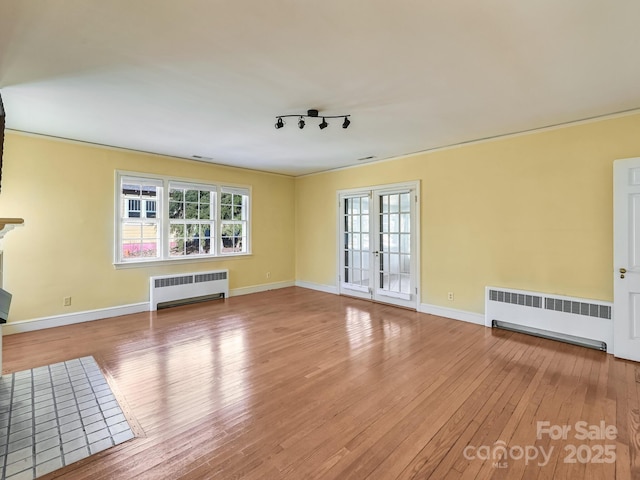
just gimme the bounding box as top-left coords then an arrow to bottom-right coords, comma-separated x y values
114,171 -> 252,267
219,186 -> 250,256
118,176 -> 163,261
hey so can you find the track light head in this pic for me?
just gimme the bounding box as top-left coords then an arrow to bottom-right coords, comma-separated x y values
319,118 -> 328,130
342,116 -> 351,129
298,117 -> 305,129
275,117 -> 284,129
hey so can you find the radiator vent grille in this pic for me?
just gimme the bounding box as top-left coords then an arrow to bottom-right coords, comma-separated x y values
488,288 -> 611,320
154,276 -> 194,289
489,289 -> 542,308
544,297 -> 611,319
195,271 -> 227,283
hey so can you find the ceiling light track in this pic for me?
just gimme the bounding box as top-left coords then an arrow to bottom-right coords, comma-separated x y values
275,109 -> 351,130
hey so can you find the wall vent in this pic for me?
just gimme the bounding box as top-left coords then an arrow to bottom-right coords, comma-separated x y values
154,275 -> 194,289
195,271 -> 227,283
489,289 -> 542,308
543,296 -> 611,319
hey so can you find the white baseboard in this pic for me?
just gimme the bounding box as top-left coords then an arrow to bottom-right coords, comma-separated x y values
293,284 -> 483,327
294,280 -> 339,295
2,302 -> 149,336
229,280 -> 295,297
2,281 -> 296,335
1,286 -> 482,336
419,303 -> 485,326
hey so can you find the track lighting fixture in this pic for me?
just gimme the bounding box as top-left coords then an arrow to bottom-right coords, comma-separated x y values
274,109 -> 351,130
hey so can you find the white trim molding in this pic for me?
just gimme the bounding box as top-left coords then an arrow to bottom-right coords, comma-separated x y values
2,286 -> 483,337
230,280 -> 295,297
3,303 -> 149,335
295,281 -> 340,295
418,303 -> 485,326
3,280 -> 298,335
294,285 -> 484,327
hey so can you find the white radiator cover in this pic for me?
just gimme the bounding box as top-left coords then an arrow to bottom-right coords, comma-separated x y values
150,269 -> 229,311
485,286 -> 613,352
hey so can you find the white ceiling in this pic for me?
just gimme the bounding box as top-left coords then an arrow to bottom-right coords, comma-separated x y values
1,1 -> 639,176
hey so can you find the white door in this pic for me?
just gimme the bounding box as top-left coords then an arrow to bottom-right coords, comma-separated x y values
613,157 -> 640,362
339,183 -> 418,309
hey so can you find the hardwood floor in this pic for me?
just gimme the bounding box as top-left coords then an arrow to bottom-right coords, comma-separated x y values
3,287 -> 639,479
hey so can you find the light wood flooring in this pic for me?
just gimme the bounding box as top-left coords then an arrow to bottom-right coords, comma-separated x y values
3,287 -> 639,479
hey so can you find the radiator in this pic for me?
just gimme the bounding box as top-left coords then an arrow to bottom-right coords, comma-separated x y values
485,286 -> 613,352
150,269 -> 229,311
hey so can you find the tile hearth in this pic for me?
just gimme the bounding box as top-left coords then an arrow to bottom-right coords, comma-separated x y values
0,356 -> 134,479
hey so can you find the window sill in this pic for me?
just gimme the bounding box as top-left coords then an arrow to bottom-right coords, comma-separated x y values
113,253 -> 253,269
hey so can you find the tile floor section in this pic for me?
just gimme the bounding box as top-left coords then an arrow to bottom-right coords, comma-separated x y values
0,356 -> 134,480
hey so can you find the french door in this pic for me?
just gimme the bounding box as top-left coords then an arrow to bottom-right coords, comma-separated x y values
339,183 -> 419,309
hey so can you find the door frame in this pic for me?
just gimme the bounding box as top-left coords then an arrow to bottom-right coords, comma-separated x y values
336,180 -> 421,309
613,157 -> 640,362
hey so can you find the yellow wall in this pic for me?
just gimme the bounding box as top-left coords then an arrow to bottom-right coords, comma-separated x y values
295,113 -> 640,314
0,132 -> 295,321
3,112 -> 640,322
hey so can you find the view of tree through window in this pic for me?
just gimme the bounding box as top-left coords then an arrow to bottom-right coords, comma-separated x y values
169,185 -> 215,256
220,191 -> 248,253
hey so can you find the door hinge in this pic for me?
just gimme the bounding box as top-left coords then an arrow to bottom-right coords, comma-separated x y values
415,287 -> 418,294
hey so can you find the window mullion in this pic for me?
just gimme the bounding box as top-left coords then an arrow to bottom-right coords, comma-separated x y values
211,188 -> 216,256
161,179 -> 169,260
216,185 -> 222,256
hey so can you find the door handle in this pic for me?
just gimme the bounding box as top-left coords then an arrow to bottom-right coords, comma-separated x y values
620,267 -> 627,279
373,251 -> 380,256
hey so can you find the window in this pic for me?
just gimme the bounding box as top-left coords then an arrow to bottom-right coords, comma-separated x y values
116,173 -> 250,264
120,179 -> 162,259
168,183 -> 215,257
146,200 -> 156,218
220,189 -> 249,254
127,199 -> 141,218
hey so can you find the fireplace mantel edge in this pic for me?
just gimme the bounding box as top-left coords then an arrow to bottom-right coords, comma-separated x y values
0,218 -> 24,241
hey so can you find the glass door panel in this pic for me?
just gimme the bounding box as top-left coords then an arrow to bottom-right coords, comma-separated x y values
339,195 -> 372,299
374,191 -> 414,307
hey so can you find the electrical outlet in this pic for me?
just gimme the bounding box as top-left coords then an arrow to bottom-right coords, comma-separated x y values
266,271 -> 271,279
447,292 -> 454,301
63,296 -> 72,307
